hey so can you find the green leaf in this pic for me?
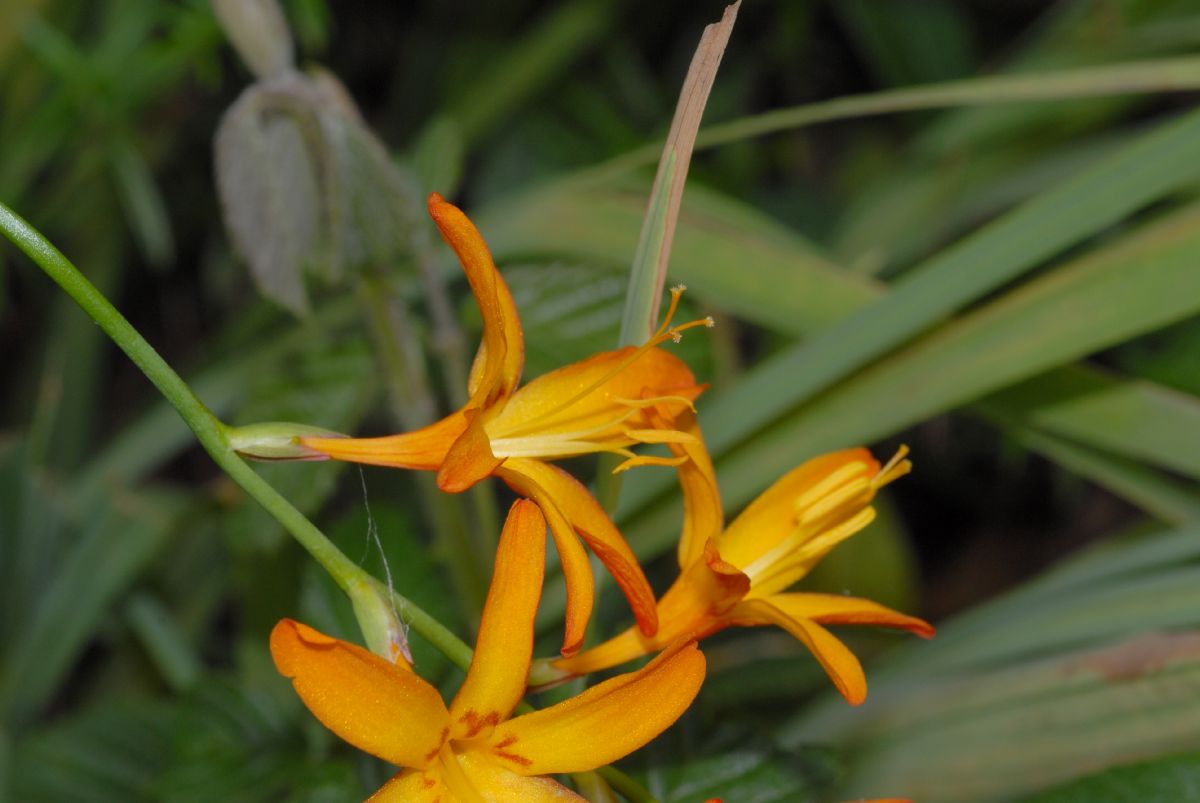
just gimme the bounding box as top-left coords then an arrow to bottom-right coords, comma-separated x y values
621,148 -> 675,346
159,680 -> 365,803
700,107 -> 1200,465
124,592 -> 202,693
994,421 -> 1200,525
605,107 -> 1200,549
621,199 -> 1200,566
658,751 -> 820,802
821,633 -> 1200,803
109,136 -> 174,269
1020,752 -> 1200,803
445,0 -> 613,146
835,0 -> 975,86
9,699 -> 173,803
480,176 -> 881,337
0,485 -> 186,729
410,115 -> 464,198
501,261 -> 712,379
982,364 -> 1200,481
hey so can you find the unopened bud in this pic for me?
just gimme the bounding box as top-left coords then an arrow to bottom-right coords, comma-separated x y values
226,421 -> 343,460
349,579 -> 412,666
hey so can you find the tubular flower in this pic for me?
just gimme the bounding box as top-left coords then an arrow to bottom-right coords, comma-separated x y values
555,417 -> 933,705
271,500 -> 706,802
299,194 -> 709,655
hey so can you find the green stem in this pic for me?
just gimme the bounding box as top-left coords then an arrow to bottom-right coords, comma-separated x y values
596,766 -> 659,803
0,202 -> 451,651
3,201 -> 658,803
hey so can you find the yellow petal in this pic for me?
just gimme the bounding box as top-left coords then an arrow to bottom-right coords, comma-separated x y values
499,458 -> 658,642
449,500 -> 545,739
497,460 -> 595,656
490,641 -> 706,775
485,346 -> 700,445
428,194 -> 523,406
768,592 -> 935,639
717,448 -> 878,569
437,410 -> 504,493
299,411 -> 466,470
368,769 -> 444,802
456,749 -> 586,801
270,619 -> 450,768
730,597 -> 868,705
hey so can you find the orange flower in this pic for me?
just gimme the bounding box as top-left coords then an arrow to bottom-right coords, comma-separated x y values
555,415 -> 933,705
298,194 -> 709,655
271,500 -> 705,801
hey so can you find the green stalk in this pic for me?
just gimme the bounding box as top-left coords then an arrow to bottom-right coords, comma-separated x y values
0,201 -> 470,661
595,766 -> 659,803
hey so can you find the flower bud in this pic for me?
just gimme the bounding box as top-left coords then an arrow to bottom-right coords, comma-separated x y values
226,421 -> 344,461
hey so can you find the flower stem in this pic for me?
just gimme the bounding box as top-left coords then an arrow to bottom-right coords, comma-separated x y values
596,766 -> 659,803
0,202 -> 461,657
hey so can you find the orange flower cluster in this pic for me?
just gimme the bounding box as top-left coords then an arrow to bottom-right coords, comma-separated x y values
268,195 -> 933,800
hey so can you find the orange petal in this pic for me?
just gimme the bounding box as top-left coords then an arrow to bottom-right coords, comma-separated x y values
769,592 -> 935,639
552,625 -> 655,676
299,411 -> 467,470
428,194 -> 523,406
729,598 -> 868,705
437,410 -> 504,493
270,619 -> 450,767
717,449 -> 878,569
449,500 -> 545,739
497,461 -> 595,656
485,346 -> 699,447
490,641 -> 706,775
556,541 -> 745,676
499,458 -> 658,640
645,406 -> 722,569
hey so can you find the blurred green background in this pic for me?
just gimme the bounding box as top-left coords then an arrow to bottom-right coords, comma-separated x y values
5,0 -> 1200,800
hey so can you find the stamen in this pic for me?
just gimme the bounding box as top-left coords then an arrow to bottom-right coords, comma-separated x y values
437,743 -> 485,802
496,286 -> 711,436
873,445 -> 912,489
613,454 -> 688,474
751,507 -> 877,589
616,395 -> 697,412
792,507 -> 877,565
797,476 -> 872,525
496,402 -> 639,441
654,284 -> 687,337
503,316 -> 710,434
793,462 -> 870,516
624,428 -> 699,445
